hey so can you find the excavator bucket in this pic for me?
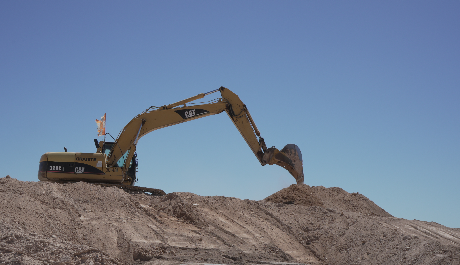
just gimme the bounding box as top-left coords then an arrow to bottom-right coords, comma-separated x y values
279,144 -> 304,184
264,144 -> 304,184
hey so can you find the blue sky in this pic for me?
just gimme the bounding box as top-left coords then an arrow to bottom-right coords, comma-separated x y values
1,1 -> 459,228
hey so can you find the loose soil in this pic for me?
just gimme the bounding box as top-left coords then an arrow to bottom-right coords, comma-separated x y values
1,176 -> 459,264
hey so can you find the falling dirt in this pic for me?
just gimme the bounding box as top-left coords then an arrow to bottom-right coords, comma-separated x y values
1,176 -> 459,264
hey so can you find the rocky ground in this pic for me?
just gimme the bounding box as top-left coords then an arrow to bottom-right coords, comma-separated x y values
1,175 -> 459,264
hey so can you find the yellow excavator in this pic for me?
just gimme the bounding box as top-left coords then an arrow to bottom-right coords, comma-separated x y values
38,87 -> 303,194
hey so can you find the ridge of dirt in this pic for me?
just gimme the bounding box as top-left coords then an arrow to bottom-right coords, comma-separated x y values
264,184 -> 392,217
1,176 -> 459,265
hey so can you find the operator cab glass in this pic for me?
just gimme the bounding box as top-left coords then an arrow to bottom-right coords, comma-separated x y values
102,141 -> 137,183
102,142 -> 115,156
102,142 -> 128,167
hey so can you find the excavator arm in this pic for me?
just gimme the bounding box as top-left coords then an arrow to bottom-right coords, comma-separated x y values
220,88 -> 304,184
107,87 -> 304,184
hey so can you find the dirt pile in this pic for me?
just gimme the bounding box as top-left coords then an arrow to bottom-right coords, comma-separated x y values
1,176 -> 459,265
265,184 -> 392,217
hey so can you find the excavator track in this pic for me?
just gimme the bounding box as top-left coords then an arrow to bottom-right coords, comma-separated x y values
93,183 -> 166,196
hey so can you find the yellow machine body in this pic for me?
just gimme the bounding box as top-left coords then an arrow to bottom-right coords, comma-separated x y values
38,87 -> 304,186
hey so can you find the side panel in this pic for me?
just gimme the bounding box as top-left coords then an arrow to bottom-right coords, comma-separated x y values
38,152 -> 124,183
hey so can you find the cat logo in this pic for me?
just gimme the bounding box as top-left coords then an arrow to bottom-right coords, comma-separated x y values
174,109 -> 209,119
75,167 -> 85,174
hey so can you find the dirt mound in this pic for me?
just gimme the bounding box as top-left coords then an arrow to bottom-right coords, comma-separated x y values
265,184 -> 392,217
0,223 -> 117,264
264,184 -> 324,207
1,176 -> 459,265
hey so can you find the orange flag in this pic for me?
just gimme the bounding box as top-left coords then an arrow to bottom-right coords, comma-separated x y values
95,113 -> 106,136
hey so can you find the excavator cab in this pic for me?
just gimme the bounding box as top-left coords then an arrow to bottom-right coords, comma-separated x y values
96,140 -> 138,184
100,141 -> 114,155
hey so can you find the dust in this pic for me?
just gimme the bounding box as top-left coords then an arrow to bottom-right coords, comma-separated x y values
1,175 -> 459,265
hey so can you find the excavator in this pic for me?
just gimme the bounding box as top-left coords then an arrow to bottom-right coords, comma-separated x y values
38,87 -> 304,195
